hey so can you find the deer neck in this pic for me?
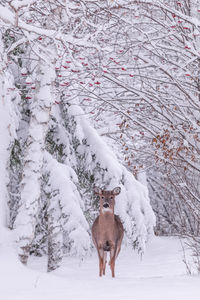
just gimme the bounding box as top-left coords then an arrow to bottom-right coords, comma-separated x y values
99,208 -> 114,222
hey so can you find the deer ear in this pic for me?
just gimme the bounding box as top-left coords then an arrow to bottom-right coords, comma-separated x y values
112,187 -> 121,195
94,187 -> 102,195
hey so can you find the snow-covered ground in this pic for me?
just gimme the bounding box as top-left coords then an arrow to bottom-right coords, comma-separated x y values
1,237 -> 200,300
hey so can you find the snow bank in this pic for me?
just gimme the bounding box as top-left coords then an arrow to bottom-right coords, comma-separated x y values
1,237 -> 200,300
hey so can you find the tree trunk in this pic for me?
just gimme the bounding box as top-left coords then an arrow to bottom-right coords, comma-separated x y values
14,61 -> 55,264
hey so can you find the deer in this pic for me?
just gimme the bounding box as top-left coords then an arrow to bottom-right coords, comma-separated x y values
92,187 -> 124,278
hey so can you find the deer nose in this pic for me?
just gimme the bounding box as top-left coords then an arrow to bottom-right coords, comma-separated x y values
103,203 -> 109,208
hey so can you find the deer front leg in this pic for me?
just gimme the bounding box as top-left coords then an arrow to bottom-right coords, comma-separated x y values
110,246 -> 117,278
97,247 -> 104,277
103,251 -> 107,275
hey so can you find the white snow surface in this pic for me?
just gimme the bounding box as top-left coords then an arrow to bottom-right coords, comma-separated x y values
1,237 -> 200,300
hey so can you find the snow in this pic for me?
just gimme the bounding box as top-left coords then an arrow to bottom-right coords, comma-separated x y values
12,0 -> 36,10
1,237 -> 200,300
45,152 -> 91,257
0,58 -> 20,241
14,62 -> 56,257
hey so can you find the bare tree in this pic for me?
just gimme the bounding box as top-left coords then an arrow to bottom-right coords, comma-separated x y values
77,0 -> 200,235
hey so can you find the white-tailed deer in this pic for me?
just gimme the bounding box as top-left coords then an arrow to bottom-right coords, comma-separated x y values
92,187 -> 124,277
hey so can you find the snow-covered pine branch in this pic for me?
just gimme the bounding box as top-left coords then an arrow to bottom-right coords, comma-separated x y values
66,104 -> 155,253
44,152 -> 91,261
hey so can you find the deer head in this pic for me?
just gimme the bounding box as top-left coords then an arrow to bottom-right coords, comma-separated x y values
94,187 -> 121,214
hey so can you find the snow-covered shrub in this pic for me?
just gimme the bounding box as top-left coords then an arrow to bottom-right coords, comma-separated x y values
64,104 -> 156,253
0,31 -> 21,242
44,152 -> 91,259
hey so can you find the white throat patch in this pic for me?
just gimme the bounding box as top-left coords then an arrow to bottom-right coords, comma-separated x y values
102,208 -> 112,213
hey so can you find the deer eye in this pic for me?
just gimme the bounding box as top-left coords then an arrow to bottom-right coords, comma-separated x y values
110,196 -> 113,200
101,196 -> 105,200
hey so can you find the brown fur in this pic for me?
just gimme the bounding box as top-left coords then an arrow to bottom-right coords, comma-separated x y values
92,187 -> 124,277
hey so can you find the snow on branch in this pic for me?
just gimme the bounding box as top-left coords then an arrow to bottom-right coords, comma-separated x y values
11,0 -> 37,10
0,4 -> 100,50
44,151 -> 91,257
0,31 -> 20,243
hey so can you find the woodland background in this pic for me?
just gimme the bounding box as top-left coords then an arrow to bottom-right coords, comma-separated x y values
0,0 -> 200,272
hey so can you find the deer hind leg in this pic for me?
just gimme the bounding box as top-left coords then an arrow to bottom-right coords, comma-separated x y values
115,239 -> 122,260
103,251 -> 107,275
97,248 -> 104,277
